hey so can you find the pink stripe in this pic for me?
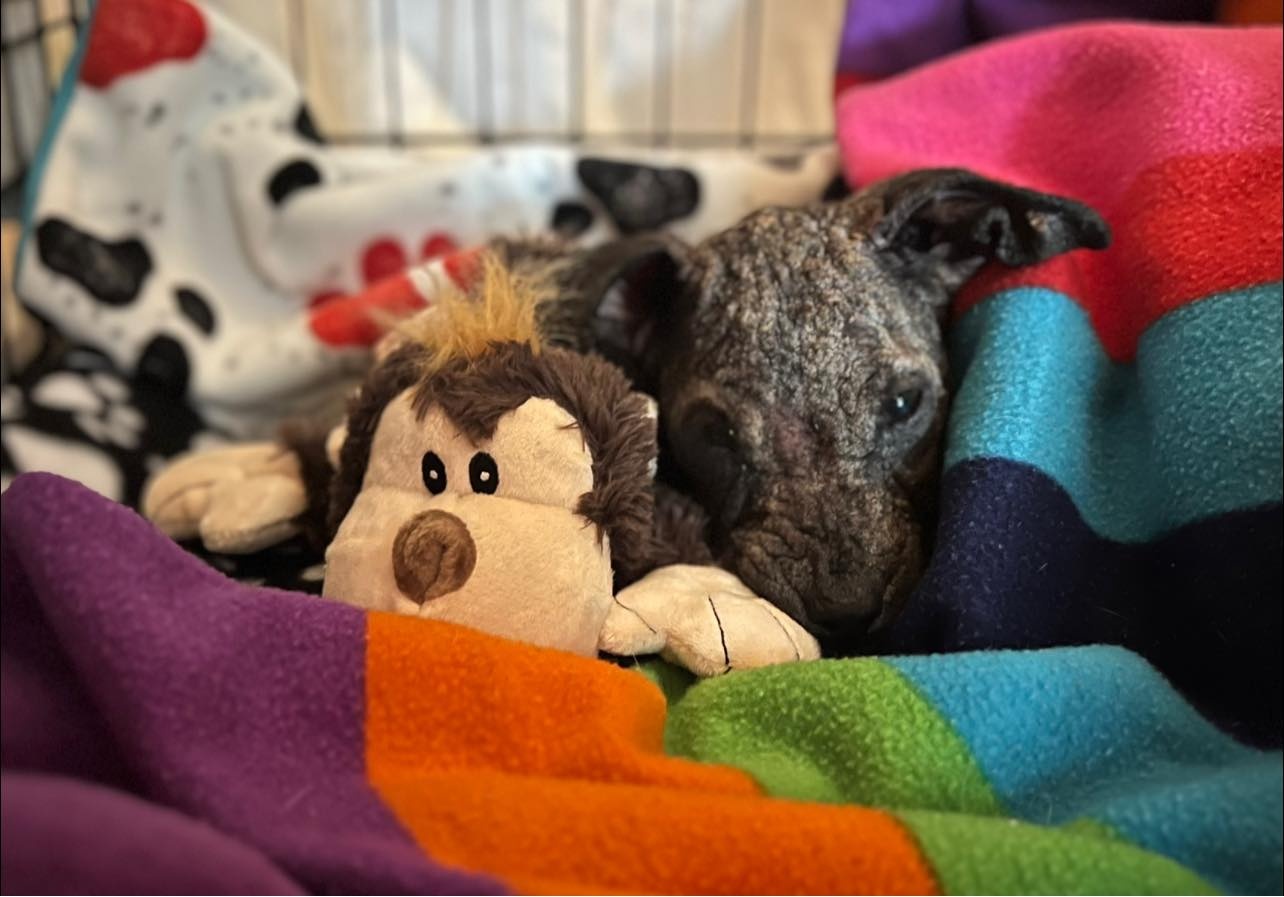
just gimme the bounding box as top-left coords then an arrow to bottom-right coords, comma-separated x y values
836,23 -> 1283,209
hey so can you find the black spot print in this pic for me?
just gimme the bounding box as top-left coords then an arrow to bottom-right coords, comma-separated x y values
135,335 -> 189,397
821,174 -> 851,202
144,102 -> 165,126
550,201 -> 594,237
36,218 -> 152,307
293,104 -> 324,144
211,90 -> 226,104
240,86 -> 254,100
439,182 -> 456,197
126,201 -> 142,215
174,286 -> 216,335
267,159 -> 322,206
575,159 -> 700,234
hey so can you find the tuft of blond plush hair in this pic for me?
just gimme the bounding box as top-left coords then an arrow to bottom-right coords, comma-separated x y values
394,252 -> 545,374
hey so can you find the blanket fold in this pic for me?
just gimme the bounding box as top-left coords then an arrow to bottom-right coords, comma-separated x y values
3,473 -> 1281,894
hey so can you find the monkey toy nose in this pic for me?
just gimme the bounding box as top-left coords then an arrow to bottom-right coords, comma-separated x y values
392,510 -> 477,603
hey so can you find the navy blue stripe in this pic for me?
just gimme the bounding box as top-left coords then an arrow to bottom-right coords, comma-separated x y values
866,457 -> 1282,747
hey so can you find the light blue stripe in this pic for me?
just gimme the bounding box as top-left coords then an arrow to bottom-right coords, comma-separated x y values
889,647 -> 1283,894
946,284 -> 1283,542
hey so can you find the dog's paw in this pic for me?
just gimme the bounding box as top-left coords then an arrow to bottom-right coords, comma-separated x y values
601,564 -> 820,677
141,442 -> 306,552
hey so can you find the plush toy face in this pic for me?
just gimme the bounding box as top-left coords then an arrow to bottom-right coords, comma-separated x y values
323,389 -> 615,656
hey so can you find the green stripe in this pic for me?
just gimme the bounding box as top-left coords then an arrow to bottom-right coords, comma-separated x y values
663,657 -> 1000,813
898,810 -> 1217,895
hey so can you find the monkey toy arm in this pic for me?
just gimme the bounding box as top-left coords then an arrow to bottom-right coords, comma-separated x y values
599,564 -> 821,676
141,417 -> 340,554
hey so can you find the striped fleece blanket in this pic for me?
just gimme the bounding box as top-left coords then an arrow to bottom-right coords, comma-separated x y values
837,22 -> 1283,748
1,473 -> 1280,894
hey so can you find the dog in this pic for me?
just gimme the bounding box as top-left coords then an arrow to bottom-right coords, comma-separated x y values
498,168 -> 1110,652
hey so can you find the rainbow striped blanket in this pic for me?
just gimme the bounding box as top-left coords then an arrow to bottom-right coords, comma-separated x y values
2,20 -> 1281,896
838,22 -> 1283,747
1,473 -> 1280,894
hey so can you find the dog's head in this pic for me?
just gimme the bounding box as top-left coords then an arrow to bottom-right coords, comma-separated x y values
551,168 -> 1109,649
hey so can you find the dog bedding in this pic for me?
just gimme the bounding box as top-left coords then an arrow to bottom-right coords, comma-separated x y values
1,0 -> 838,504
1,8 -> 1281,897
836,21 -> 1283,748
2,473 -> 1280,894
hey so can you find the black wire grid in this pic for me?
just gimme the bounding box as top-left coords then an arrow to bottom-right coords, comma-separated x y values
2,0 -> 829,187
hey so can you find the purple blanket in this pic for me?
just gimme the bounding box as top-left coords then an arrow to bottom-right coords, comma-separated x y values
1,473 -> 500,894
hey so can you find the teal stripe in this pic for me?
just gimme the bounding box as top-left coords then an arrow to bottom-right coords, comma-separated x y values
15,0 -> 98,284
889,647 -> 1283,895
946,284 -> 1283,542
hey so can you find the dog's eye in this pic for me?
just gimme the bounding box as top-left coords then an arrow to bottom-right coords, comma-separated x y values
672,402 -> 749,532
421,451 -> 447,495
468,452 -> 499,495
883,387 -> 923,424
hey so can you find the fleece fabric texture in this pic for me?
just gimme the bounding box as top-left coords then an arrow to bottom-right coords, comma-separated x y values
5,474 -> 1280,893
658,650 -> 1282,895
834,22 -> 1283,747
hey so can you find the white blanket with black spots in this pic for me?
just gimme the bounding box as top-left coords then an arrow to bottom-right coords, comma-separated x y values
2,0 -> 839,592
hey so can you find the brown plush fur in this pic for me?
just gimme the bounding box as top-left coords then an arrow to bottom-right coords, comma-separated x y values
406,341 -> 657,584
278,417 -> 336,547
327,343 -> 432,539
318,264 -> 660,584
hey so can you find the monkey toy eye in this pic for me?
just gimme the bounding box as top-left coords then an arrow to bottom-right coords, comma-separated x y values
469,452 -> 499,494
421,451 -> 447,495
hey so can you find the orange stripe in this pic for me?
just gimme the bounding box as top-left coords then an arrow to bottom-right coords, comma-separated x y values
365,612 -> 938,894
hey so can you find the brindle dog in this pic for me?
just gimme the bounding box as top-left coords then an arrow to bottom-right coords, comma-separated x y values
497,168 -> 1109,652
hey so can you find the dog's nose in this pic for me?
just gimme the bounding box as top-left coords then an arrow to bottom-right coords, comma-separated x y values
392,510 -> 477,603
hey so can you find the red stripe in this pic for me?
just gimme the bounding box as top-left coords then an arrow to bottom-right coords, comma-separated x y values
955,147 -> 1284,360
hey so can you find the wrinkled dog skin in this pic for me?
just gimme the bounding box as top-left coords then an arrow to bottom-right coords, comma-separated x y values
502,168 -> 1110,652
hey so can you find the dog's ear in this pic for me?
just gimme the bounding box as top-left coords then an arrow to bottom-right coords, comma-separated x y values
554,234 -> 693,386
869,168 -> 1110,295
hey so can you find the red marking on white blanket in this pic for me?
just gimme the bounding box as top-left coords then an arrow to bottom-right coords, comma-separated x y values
309,273 -> 427,347
420,233 -> 459,261
307,247 -> 483,347
442,248 -> 482,289
79,0 -> 207,89
361,238 -> 409,285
